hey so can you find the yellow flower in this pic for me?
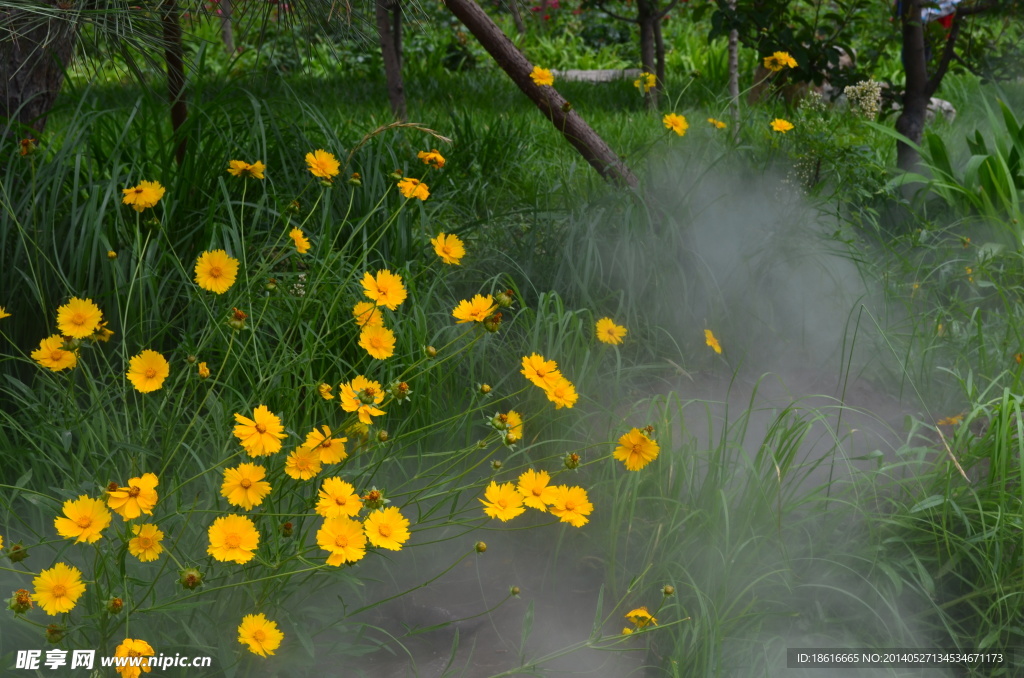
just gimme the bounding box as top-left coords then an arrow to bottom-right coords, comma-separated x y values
622,627 -> 634,635
284,445 -> 322,480
516,469 -> 557,510
339,375 -> 386,425
304,425 -> 348,464
521,353 -> 562,390
359,324 -> 396,360
107,250 -> 117,259
505,410 -> 523,445
54,495 -> 112,543
770,118 -> 794,133
707,117 -> 727,129
364,506 -> 410,551
316,477 -> 362,518
704,329 -> 722,354
317,383 -> 333,400
397,177 -> 430,201
121,180 -> 165,212
480,481 -> 526,522
596,317 -> 627,345
127,523 -> 164,562
663,113 -> 689,137
317,516 -> 367,565
90,321 -> 115,342
31,334 -> 77,371
32,562 -> 86,615
221,463 -> 272,510
417,149 -> 446,169
198,362 -> 211,379
226,160 -> 266,179
289,227 -> 311,254
937,414 -> 964,426
194,249 -> 239,294
542,376 -> 578,409
361,269 -> 407,310
107,473 -> 159,520
763,51 -> 797,71
633,72 -> 657,93
238,613 -> 284,657
126,350 -> 170,393
625,606 -> 657,628
113,638 -> 156,678
352,301 -> 384,327
613,428 -> 660,471
430,232 -> 465,265
306,149 -> 340,180
530,66 -> 554,86
547,485 -> 593,527
452,294 -> 496,323
233,405 -> 287,457
207,514 -> 260,564
0,306 -> 10,319
56,297 -> 103,338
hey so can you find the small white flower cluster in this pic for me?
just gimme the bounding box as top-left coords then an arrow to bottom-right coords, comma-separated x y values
844,79 -> 882,120
290,273 -> 306,297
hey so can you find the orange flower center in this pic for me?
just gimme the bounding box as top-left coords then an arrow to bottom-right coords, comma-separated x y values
71,312 -> 87,325
52,584 -> 67,597
296,458 -> 311,470
209,266 -> 222,278
252,630 -> 267,642
565,501 -> 577,511
334,535 -> 349,548
75,516 -> 93,528
632,444 -> 643,455
225,534 -> 242,548
138,536 -> 153,549
255,423 -> 266,433
377,524 -> 392,537
50,350 -> 64,361
532,487 -> 544,497
145,368 -> 156,378
129,486 -> 141,497
497,499 -> 507,508
334,497 -> 346,505
240,478 -> 252,488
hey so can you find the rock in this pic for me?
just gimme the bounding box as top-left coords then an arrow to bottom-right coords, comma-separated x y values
551,68 -> 641,83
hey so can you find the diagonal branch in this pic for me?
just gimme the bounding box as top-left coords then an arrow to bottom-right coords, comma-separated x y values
926,13 -> 961,96
593,0 -> 637,24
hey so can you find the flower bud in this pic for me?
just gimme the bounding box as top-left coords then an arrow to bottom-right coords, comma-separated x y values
483,312 -> 503,333
564,453 -> 581,470
362,487 -> 387,510
280,521 -> 293,538
510,586 -> 520,597
186,354 -> 197,364
19,138 -> 37,156
107,250 -> 118,260
478,383 -> 491,395
107,597 -> 124,614
491,460 -> 502,470
8,589 -> 32,614
425,345 -> 437,359
348,172 -> 362,186
179,567 -> 204,590
265,277 -> 278,292
475,541 -> 487,553
228,307 -> 248,331
662,585 -> 675,596
287,200 -> 301,214
494,289 -> 514,308
376,429 -> 390,443
46,624 -> 65,644
389,169 -> 404,181
6,542 -> 28,563
389,381 -> 411,402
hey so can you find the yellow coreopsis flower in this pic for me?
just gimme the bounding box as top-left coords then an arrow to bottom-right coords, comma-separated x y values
707,118 -> 727,129
31,334 -> 77,371
238,613 -> 284,657
107,473 -> 159,520
504,410 -> 523,445
663,113 -> 689,137
613,428 -> 660,471
54,495 -> 112,544
352,301 -> 384,328
284,446 -> 322,480
625,606 -> 658,628
430,232 -> 465,265
221,463 -> 272,510
56,297 -> 103,338
363,506 -> 410,550
547,485 -> 593,527
359,324 -> 396,360
595,317 -> 627,345
127,523 -> 164,562
452,294 -> 496,323
198,362 -> 211,379
305,149 -> 340,180
317,516 -> 367,565
317,382 -> 333,400
289,227 -> 311,254
397,177 -> 430,201
126,350 -> 170,393
233,405 -> 287,457
417,149 -> 446,169
480,481 -> 526,522
304,425 -> 348,464
194,249 -> 239,294
32,563 -> 86,615
763,51 -> 797,72
316,477 -> 362,518
0,306 -> 10,319
633,72 -> 656,94
207,514 -> 260,564
770,118 -> 794,133
521,353 -> 562,390
530,66 -> 554,86
339,375 -> 386,425
704,329 -> 722,354
543,376 -> 578,409
113,638 -> 156,678
121,180 -> 165,212
226,160 -> 266,179
516,469 -> 557,511
361,269 -> 407,310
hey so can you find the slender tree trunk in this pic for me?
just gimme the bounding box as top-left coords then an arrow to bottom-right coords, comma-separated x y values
393,1 -> 402,70
376,0 -> 406,120
0,1 -> 78,134
727,0 -> 739,140
162,0 -> 188,164
219,0 -> 235,55
443,0 -> 638,188
638,0 -> 658,108
895,0 -> 928,171
654,16 -> 665,90
509,0 -> 526,35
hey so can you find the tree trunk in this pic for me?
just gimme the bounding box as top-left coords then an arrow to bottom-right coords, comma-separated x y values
219,0 -> 235,55
727,0 -> 739,140
638,0 -> 657,109
0,1 -> 78,134
443,0 -> 638,188
654,16 -> 665,92
162,0 -> 188,164
895,0 -> 928,172
376,0 -> 406,120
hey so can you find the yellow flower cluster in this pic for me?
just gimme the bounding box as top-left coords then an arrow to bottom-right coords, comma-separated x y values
480,470 -> 594,527
521,353 -> 579,409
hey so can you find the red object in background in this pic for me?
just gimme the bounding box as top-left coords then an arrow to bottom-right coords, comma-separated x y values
938,13 -> 954,28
